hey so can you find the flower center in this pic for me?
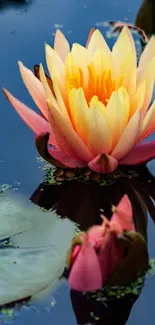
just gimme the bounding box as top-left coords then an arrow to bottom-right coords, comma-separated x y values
65,57 -> 123,107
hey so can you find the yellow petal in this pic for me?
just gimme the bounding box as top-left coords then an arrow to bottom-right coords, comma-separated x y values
69,87 -> 89,142
130,81 -> 146,116
47,100 -> 93,162
71,43 -> 89,87
52,77 -> 72,125
104,87 -> 130,148
87,103 -> 112,156
111,108 -> 141,160
18,61 -> 48,120
86,28 -> 95,48
45,43 -> 64,79
39,65 -> 60,111
139,100 -> 155,141
89,96 -> 106,115
88,49 -> 112,75
87,29 -> 111,56
71,43 -> 89,65
139,36 -> 155,69
54,29 -> 70,62
139,58 -> 155,112
40,64 -> 71,125
65,53 -> 81,89
112,26 -> 136,97
45,43 -> 66,98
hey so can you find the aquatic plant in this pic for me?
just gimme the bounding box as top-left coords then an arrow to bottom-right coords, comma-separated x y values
3,26 -> 155,173
67,195 -> 148,292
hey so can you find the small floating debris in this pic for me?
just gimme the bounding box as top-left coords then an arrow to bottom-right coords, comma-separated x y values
54,24 -> 63,29
95,21 -> 108,27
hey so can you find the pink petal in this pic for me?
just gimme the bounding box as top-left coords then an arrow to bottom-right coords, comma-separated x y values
68,239 -> 102,292
47,102 -> 93,162
48,147 -> 87,168
88,224 -> 107,248
71,245 -> 81,266
88,154 -> 118,174
36,132 -> 87,168
98,232 -> 124,285
110,195 -> 135,232
119,140 -> 155,165
3,88 -> 57,146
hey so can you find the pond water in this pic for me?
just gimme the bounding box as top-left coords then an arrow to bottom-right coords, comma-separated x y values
0,0 -> 155,324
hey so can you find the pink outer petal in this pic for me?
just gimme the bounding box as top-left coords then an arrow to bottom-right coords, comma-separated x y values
48,147 -> 87,168
98,232 -> 124,285
88,154 -> 118,174
68,239 -> 102,292
119,140 -> 155,165
88,224 -> 107,248
3,88 -> 57,146
110,195 -> 135,232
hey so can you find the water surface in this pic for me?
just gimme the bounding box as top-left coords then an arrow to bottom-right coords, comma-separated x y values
0,0 -> 155,324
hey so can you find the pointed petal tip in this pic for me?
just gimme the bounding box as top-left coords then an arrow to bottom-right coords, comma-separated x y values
3,88 -> 11,101
111,194 -> 135,233
88,154 -> 118,174
18,60 -> 23,67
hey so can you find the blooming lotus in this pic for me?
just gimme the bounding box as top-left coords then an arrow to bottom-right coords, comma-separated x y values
3,27 -> 155,173
67,195 -> 148,292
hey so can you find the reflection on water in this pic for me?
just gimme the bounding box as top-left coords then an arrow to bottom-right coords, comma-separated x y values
0,0 -> 32,11
70,290 -> 138,325
31,165 -> 155,238
30,165 -> 154,324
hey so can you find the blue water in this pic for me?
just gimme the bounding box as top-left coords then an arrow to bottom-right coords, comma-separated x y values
0,0 -> 155,324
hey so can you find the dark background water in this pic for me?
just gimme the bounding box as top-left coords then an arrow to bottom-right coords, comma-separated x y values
0,0 -> 155,324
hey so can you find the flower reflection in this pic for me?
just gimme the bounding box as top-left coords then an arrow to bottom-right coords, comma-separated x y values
31,164 -> 155,325
0,0 -> 32,11
70,289 -> 139,324
31,165 -> 155,231
3,26 -> 155,173
67,195 -> 148,292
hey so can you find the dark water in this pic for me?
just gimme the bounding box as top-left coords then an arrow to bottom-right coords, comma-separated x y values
0,0 -> 155,324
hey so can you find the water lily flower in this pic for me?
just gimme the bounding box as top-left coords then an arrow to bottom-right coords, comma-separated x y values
67,195 -> 148,292
3,27 -> 155,173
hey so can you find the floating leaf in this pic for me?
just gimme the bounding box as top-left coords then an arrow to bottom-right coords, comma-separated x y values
0,193 -> 77,306
0,246 -> 64,306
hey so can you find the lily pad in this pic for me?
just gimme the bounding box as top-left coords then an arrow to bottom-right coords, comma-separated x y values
0,193 -> 77,306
